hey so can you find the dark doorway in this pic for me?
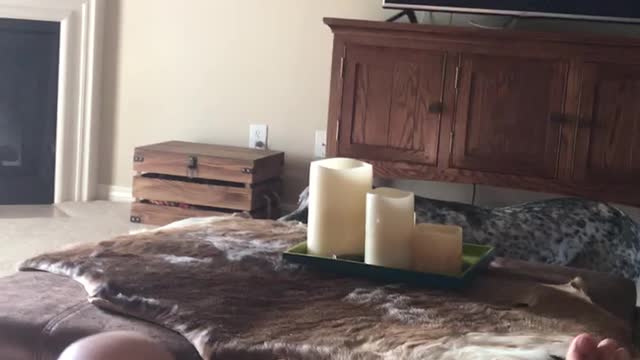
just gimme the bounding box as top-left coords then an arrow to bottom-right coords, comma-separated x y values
0,18 -> 60,204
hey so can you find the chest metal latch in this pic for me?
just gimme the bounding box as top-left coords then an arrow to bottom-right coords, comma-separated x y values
187,155 -> 198,178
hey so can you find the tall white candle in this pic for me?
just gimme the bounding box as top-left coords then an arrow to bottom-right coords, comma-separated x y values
412,224 -> 463,275
307,158 -> 373,257
365,188 -> 415,270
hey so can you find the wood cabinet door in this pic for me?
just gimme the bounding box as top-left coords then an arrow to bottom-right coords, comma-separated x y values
573,62 -> 640,184
451,54 -> 569,179
338,44 -> 446,165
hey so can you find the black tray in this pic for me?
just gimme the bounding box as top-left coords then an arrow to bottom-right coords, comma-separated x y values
283,242 -> 495,289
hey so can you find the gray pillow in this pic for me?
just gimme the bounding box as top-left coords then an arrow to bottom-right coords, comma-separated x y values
280,187 -> 640,280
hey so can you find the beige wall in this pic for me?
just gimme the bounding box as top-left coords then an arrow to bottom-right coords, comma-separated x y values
99,0 -> 392,204
99,1 -> 640,220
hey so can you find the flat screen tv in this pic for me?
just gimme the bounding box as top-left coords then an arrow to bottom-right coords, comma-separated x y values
383,0 -> 640,23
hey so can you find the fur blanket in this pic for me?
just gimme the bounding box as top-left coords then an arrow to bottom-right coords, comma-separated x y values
281,188 -> 640,280
20,217 -> 631,360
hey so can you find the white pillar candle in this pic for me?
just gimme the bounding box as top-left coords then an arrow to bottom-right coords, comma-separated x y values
412,224 -> 463,275
365,188 -> 415,270
307,158 -> 373,257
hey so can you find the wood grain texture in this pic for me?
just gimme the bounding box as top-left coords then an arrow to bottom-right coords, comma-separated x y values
130,202 -> 273,226
130,142 -> 283,225
134,142 -> 284,184
353,61 -> 391,146
136,141 -> 282,161
573,62 -> 640,184
132,176 -> 280,211
557,59 -> 583,182
133,176 -> 252,210
388,62 -> 419,149
324,17 -> 640,49
451,53 -> 568,179
338,44 -> 445,165
131,202 -> 235,226
324,18 -> 640,206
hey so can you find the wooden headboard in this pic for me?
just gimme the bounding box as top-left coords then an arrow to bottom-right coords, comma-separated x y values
324,18 -> 640,207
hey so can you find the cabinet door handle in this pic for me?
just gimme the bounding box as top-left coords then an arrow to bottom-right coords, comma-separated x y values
428,102 -> 443,114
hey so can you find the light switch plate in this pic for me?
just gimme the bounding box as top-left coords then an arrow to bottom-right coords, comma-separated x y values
249,124 -> 268,150
315,130 -> 327,158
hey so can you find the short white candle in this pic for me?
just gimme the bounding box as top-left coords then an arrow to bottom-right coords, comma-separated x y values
365,188 -> 415,270
307,158 -> 373,257
412,224 -> 463,275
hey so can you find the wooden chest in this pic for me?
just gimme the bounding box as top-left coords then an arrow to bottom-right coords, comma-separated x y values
130,141 -> 284,226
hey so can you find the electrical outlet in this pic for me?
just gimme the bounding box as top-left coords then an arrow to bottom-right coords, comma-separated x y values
249,124 -> 268,150
315,130 -> 327,158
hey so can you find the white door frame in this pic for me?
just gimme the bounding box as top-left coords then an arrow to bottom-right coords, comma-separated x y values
0,0 -> 105,202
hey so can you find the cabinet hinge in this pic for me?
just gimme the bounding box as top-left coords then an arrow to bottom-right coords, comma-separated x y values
336,119 -> 341,141
454,66 -> 461,90
339,57 -> 345,79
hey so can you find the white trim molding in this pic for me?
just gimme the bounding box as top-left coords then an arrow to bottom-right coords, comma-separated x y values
98,184 -> 133,203
0,0 -> 105,202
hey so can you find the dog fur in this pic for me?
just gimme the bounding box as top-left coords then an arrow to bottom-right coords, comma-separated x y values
281,188 -> 640,280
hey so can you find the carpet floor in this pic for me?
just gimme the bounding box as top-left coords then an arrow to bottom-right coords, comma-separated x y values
0,201 -> 151,277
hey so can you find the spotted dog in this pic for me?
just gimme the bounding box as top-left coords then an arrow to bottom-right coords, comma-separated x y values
280,187 -> 640,280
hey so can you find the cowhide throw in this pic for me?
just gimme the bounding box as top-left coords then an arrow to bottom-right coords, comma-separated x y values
20,216 -> 631,360
281,188 -> 640,280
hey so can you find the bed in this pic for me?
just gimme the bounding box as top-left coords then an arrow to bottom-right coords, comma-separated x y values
0,216 -> 637,360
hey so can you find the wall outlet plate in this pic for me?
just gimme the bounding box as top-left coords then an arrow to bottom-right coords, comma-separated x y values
249,124 -> 268,150
315,130 -> 327,158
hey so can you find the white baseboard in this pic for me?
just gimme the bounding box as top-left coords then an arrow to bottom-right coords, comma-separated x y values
97,184 -> 133,202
